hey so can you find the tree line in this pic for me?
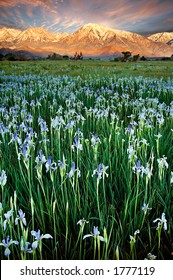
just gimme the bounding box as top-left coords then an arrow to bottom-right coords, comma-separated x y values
1,51 -> 173,62
118,51 -> 173,62
47,52 -> 83,60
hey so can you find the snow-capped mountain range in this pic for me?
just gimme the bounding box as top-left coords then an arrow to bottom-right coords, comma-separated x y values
0,23 -> 173,57
148,32 -> 173,45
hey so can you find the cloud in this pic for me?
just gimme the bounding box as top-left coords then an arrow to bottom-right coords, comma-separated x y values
164,18 -> 173,23
60,0 -> 173,33
61,18 -> 83,29
0,1 -> 60,16
0,0 -> 62,30
104,0 -> 173,25
47,18 -> 61,30
0,0 -> 173,34
0,0 -> 38,8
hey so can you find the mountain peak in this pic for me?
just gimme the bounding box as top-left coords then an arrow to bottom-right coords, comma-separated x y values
82,23 -> 106,28
0,27 -> 21,42
72,23 -> 118,43
148,32 -> 173,44
20,27 -> 51,35
26,27 -> 49,33
80,23 -> 115,32
15,27 -> 56,43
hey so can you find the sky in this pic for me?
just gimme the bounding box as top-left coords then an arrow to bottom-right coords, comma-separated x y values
0,0 -> 173,35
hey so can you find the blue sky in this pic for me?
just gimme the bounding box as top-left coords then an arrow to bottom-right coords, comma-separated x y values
0,0 -> 173,35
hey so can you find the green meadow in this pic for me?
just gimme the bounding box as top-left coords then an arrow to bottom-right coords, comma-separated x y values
1,60 -> 173,78
0,60 -> 173,260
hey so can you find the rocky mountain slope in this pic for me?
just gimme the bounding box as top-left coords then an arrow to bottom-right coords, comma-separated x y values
0,27 -> 21,42
0,23 -> 173,57
148,32 -> 173,46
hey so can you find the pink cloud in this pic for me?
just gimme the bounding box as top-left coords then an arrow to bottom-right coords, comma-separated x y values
105,0 -> 173,24
0,0 -> 173,34
0,0 -> 58,14
164,18 -> 173,23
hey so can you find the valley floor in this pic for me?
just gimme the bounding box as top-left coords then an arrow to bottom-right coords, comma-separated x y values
0,60 -> 173,78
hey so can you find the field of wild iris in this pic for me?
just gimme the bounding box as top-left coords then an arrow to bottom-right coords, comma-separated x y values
0,61 -> 173,260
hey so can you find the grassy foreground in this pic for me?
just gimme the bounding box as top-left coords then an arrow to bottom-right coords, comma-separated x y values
1,60 -> 173,78
0,60 -> 173,260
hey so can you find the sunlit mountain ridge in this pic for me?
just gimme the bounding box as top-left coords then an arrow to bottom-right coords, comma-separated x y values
0,23 -> 173,57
